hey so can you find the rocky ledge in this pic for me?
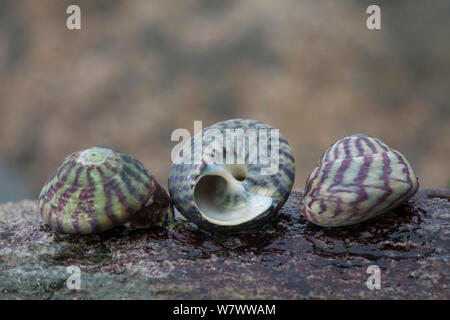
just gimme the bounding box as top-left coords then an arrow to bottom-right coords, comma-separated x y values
0,189 -> 449,299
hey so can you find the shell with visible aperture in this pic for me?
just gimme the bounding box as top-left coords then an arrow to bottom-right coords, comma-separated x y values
299,134 -> 419,227
168,119 -> 295,233
38,147 -> 173,234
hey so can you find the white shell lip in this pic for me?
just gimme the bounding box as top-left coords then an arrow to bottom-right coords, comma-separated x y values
196,191 -> 273,226
193,166 -> 274,226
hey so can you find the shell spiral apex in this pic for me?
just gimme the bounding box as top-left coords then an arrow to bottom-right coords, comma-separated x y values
168,119 -> 295,233
299,134 -> 419,227
38,147 -> 173,234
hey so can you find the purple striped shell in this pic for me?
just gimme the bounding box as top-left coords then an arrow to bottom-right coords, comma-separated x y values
38,147 -> 173,234
300,134 -> 419,227
169,119 -> 295,233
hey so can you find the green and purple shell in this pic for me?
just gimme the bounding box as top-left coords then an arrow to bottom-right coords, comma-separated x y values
38,147 -> 173,234
300,134 -> 419,227
168,119 -> 295,233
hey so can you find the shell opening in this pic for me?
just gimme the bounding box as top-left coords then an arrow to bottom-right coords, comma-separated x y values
193,167 -> 272,226
227,164 -> 247,181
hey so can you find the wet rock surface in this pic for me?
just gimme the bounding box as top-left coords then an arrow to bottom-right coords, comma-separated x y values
0,189 -> 448,299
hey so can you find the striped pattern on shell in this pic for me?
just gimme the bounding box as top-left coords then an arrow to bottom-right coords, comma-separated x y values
168,119 -> 295,233
39,147 -> 173,234
299,134 -> 419,227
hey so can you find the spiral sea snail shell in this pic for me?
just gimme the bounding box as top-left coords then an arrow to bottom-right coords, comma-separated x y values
168,119 -> 295,233
38,147 -> 173,234
299,134 -> 419,227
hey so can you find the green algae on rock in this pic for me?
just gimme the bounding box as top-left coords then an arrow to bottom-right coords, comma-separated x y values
38,147 -> 173,234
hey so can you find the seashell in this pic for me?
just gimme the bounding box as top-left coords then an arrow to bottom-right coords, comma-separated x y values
168,119 -> 295,233
38,147 -> 173,234
299,134 -> 419,227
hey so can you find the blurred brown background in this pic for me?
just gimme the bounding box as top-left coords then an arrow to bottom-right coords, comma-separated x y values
0,0 -> 449,202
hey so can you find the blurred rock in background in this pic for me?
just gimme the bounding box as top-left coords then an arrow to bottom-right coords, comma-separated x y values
0,0 -> 449,201
0,159 -> 30,202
